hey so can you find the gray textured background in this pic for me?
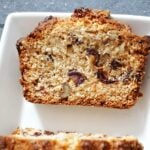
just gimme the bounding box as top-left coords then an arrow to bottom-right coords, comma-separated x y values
1,0 -> 150,38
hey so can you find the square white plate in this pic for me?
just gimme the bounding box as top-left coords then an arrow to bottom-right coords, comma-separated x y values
0,12 -> 150,149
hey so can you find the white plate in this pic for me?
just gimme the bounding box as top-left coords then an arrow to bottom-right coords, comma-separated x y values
0,12 -> 150,149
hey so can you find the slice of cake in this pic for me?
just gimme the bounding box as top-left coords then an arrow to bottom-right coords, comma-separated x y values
17,8 -> 150,108
0,128 -> 143,150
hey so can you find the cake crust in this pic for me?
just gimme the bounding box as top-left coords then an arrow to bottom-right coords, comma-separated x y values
0,128 -> 143,150
17,8 -> 150,108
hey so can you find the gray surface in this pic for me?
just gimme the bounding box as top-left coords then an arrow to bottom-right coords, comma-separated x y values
1,0 -> 150,38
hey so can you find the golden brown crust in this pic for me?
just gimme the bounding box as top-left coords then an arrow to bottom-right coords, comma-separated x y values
23,95 -> 136,109
72,7 -> 132,33
0,128 -> 143,150
79,139 -> 143,150
17,8 -> 150,108
0,136 -> 143,150
0,136 -> 60,150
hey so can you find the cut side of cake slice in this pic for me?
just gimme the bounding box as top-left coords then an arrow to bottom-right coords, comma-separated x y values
0,128 -> 143,150
17,8 -> 150,108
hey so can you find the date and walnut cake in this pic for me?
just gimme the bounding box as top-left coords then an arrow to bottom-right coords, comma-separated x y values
16,8 -> 150,108
0,128 -> 143,150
